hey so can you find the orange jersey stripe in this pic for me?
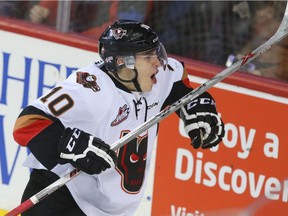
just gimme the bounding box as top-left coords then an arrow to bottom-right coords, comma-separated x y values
13,118 -> 53,147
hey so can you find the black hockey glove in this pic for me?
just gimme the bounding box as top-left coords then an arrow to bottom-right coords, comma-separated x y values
180,92 -> 225,149
58,128 -> 117,175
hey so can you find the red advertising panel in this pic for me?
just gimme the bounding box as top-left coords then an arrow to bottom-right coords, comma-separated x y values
152,86 -> 288,216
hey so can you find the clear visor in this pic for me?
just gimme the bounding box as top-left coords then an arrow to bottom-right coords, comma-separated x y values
122,43 -> 168,70
156,43 -> 168,69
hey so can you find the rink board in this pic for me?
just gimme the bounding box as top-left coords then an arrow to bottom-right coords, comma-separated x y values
152,77 -> 288,216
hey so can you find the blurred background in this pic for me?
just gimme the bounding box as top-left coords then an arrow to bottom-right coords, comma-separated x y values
1,0 -> 287,82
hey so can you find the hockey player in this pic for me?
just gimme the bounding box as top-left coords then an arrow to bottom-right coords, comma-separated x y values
13,20 -> 225,216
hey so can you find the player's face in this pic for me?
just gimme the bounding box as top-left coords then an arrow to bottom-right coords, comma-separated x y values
134,49 -> 162,91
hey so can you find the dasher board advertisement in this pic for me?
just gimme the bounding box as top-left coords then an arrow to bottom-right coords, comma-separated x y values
152,77 -> 288,216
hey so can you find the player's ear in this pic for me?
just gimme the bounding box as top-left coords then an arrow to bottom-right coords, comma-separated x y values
116,57 -> 125,68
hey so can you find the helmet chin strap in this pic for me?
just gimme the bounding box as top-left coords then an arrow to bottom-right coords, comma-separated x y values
113,68 -> 142,92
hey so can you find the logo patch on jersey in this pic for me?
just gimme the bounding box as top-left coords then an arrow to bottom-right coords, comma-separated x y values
112,28 -> 127,40
76,72 -> 100,92
116,131 -> 148,194
111,104 -> 130,126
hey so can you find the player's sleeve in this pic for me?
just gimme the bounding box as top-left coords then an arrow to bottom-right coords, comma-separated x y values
161,59 -> 193,108
13,66 -> 112,169
13,106 -> 64,169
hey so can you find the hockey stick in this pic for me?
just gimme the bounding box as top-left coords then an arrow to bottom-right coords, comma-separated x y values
5,3 -> 288,216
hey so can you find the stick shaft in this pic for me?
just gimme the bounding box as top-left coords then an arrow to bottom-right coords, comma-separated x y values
6,3 -> 288,215
5,169 -> 81,216
5,200 -> 34,216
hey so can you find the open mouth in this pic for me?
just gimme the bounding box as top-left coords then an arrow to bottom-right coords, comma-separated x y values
151,70 -> 158,84
151,74 -> 157,84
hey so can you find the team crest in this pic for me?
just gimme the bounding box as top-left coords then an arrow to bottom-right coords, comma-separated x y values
112,28 -> 127,40
111,104 -> 130,126
116,131 -> 148,194
76,72 -> 100,92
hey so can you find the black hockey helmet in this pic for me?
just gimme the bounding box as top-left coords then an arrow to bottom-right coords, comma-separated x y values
99,20 -> 167,73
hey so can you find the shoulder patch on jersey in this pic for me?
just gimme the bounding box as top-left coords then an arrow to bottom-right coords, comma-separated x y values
76,72 -> 100,92
111,104 -> 130,126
